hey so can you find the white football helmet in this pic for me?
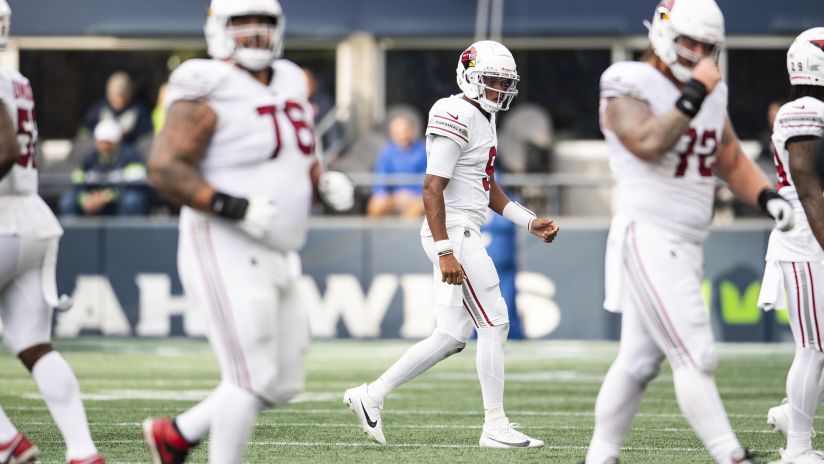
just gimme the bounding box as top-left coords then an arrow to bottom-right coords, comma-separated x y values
0,0 -> 10,52
205,0 -> 284,71
646,0 -> 725,83
456,40 -> 519,113
787,27 -> 824,87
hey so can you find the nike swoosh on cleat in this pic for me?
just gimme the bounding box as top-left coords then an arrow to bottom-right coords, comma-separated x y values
361,402 -> 378,428
486,436 -> 530,447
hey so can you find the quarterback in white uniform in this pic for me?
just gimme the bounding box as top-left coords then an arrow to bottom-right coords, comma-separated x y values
141,1 -> 353,463
759,28 -> 824,464
344,41 -> 559,448
0,1 -> 105,463
585,1 -> 793,464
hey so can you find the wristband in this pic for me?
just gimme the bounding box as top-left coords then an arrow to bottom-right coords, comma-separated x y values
434,239 -> 453,257
757,188 -> 783,217
675,79 -> 708,118
502,201 -> 537,231
210,191 -> 249,220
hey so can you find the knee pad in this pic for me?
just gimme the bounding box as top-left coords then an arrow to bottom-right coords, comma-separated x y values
693,345 -> 718,375
264,378 -> 305,406
619,354 -> 663,384
433,330 -> 467,355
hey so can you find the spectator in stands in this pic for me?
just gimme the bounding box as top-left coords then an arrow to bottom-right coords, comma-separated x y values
81,71 -> 153,145
59,120 -> 150,216
759,100 -> 784,165
152,81 -> 168,134
366,111 -> 427,218
303,67 -> 333,124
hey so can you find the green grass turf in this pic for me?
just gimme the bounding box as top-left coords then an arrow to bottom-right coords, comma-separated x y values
0,338 -> 811,463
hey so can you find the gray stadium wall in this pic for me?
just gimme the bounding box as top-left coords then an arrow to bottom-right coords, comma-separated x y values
13,220 -> 791,342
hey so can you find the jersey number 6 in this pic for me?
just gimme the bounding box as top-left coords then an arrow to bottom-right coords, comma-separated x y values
256,101 -> 314,159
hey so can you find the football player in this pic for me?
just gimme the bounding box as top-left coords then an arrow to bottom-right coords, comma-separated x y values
584,1 -> 793,463
0,1 -> 105,463
758,27 -> 824,464
140,1 -> 353,463
343,40 -> 559,448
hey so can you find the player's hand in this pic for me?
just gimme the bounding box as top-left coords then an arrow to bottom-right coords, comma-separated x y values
691,58 -> 722,93
529,218 -> 559,243
318,171 -> 355,211
238,196 -> 277,239
439,254 -> 465,285
766,197 -> 794,232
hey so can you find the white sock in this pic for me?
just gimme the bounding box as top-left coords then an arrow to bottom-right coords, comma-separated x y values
31,351 -> 97,460
176,388 -> 222,444
586,362 -> 645,464
672,367 -> 740,464
208,382 -> 264,464
373,330 -> 465,402
786,348 -> 824,457
366,378 -> 391,404
0,407 -> 17,443
477,324 -> 508,428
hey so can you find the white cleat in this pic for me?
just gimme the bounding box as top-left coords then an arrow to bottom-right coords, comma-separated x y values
768,399 -> 817,438
769,448 -> 824,464
343,383 -> 386,445
768,399 -> 791,437
479,422 -> 544,448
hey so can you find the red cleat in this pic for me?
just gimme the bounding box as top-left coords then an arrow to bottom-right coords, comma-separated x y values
142,417 -> 193,464
0,432 -> 39,464
67,453 -> 106,464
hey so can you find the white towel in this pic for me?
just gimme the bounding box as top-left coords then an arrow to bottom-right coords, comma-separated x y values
603,215 -> 631,313
757,260 -> 786,311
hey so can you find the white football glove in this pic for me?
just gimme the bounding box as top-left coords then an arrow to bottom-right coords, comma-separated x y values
318,171 -> 355,211
766,197 -> 794,232
238,196 -> 278,239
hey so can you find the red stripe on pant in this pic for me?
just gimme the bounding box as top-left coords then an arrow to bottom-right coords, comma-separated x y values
460,266 -> 494,327
793,263 -> 807,348
807,262 -> 822,351
629,224 -> 697,370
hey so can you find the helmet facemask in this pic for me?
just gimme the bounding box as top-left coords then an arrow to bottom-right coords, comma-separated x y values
227,16 -> 281,71
476,73 -> 519,113
456,41 -> 520,114
0,0 -> 11,52
669,35 -> 722,82
205,0 -> 285,73
646,0 -> 725,83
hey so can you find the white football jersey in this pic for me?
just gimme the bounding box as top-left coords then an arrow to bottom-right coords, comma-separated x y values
166,58 -> 316,252
0,67 -> 62,239
421,95 -> 497,236
600,61 -> 728,242
765,96 -> 824,262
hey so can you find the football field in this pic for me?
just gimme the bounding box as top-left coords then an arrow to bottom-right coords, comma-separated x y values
0,338 -> 811,463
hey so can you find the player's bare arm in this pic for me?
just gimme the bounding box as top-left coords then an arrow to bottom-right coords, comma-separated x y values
713,117 -> 771,204
0,102 -> 19,180
606,58 -> 723,161
489,176 -> 558,243
789,137 -> 824,249
422,173 -> 463,285
604,96 -> 691,160
714,117 -> 794,230
148,99 -> 217,211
